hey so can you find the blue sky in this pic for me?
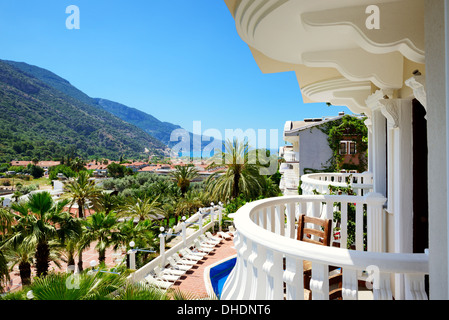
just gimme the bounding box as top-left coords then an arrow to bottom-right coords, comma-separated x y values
0,0 -> 351,150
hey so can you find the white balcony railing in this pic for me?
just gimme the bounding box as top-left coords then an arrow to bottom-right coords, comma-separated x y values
284,151 -> 299,163
301,172 -> 373,196
221,194 -> 429,300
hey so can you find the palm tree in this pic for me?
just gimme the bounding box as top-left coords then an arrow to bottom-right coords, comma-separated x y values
64,170 -> 101,218
3,241 -> 34,286
15,270 -> 125,300
0,270 -> 178,300
169,165 -> 199,195
81,211 -> 119,263
7,192 -> 74,277
115,219 -> 156,252
175,191 -> 204,220
94,192 -> 122,215
0,249 -> 8,293
206,139 -> 265,202
118,195 -> 164,222
70,157 -> 86,173
0,207 -> 14,238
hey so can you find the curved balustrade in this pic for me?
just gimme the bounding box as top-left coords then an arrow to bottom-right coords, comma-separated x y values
221,195 -> 428,300
301,172 -> 373,196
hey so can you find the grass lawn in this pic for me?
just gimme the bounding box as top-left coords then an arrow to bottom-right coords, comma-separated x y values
0,176 -> 52,190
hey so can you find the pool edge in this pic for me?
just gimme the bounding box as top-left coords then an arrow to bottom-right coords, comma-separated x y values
203,254 -> 237,300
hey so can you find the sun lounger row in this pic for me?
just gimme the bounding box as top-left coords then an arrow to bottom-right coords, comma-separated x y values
143,232 -> 233,290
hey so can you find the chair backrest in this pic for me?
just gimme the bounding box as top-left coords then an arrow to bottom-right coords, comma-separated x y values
167,256 -> 176,267
297,214 -> 332,246
153,266 -> 161,276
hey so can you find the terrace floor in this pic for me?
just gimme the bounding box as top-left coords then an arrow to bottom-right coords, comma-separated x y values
170,234 -> 237,298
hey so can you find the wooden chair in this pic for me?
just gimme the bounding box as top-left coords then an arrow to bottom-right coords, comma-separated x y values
297,214 -> 342,300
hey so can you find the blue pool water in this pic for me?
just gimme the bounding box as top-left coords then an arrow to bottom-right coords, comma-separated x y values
210,257 -> 236,299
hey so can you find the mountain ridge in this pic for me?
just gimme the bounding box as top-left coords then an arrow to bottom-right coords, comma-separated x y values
0,60 -> 168,162
3,60 -> 221,153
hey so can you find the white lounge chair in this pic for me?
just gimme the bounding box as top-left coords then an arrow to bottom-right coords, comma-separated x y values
162,267 -> 185,277
144,275 -> 173,290
193,239 -> 215,253
184,247 -> 207,257
200,234 -> 221,245
217,231 -> 232,240
173,253 -> 197,266
206,231 -> 222,242
199,235 -> 220,246
179,248 -> 203,261
153,266 -> 181,282
167,256 -> 192,271
196,238 -> 215,248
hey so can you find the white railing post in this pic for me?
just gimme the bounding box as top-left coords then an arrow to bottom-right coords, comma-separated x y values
127,249 -> 136,270
263,249 -> 284,300
310,262 -> 330,300
283,255 -> 304,300
342,269 -> 358,300
404,274 -> 428,300
159,233 -> 165,268
218,204 -> 223,232
274,205 -> 285,236
372,272 -> 393,300
181,221 -> 187,248
211,205 -> 215,233
365,192 -> 387,252
248,242 -> 267,299
285,202 -> 296,239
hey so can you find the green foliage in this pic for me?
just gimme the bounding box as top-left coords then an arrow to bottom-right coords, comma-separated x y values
107,162 -> 133,178
318,115 -> 368,172
26,164 -> 44,179
48,165 -> 76,180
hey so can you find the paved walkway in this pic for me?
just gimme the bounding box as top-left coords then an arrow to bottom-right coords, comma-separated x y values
171,233 -> 236,298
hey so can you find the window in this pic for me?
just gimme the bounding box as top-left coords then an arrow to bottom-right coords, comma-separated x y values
339,141 -> 347,155
339,140 -> 357,155
349,141 -> 356,154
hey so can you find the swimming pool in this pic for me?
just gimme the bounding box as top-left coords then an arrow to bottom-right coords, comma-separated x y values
204,255 -> 236,299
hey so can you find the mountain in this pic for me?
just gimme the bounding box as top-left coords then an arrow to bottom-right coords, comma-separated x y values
93,98 -> 182,147
0,60 -> 168,163
3,60 -> 222,153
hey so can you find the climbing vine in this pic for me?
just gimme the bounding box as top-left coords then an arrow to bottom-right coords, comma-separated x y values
317,115 -> 368,173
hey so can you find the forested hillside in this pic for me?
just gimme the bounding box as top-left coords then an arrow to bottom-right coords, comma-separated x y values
0,60 -> 168,162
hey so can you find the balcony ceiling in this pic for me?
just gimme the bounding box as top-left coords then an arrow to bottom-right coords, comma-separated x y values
225,0 -> 425,112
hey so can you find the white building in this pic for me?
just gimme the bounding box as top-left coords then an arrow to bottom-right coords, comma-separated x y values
221,0 -> 449,300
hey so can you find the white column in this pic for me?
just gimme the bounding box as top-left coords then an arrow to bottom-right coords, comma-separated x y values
371,109 -> 387,197
425,0 -> 449,299
364,118 -> 373,173
379,98 -> 414,299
